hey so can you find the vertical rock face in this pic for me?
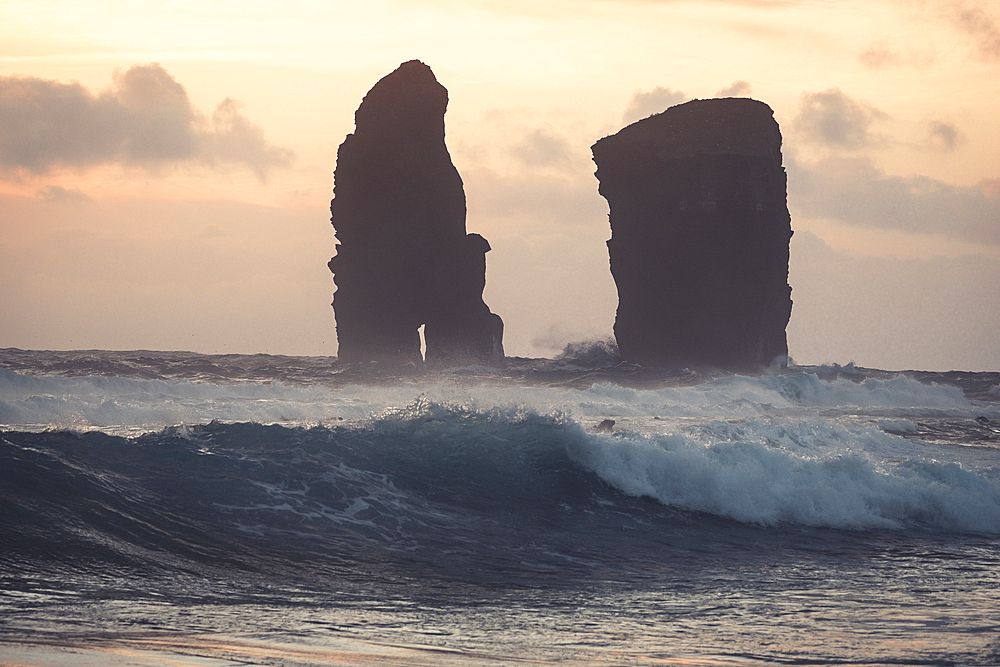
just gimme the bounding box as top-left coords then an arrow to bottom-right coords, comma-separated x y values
591,98 -> 793,370
329,60 -> 504,365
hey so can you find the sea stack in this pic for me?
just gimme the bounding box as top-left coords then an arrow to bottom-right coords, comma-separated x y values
329,60 -> 504,365
591,98 -> 793,370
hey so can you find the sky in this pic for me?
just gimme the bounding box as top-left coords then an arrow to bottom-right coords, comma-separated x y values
1,0 -> 998,371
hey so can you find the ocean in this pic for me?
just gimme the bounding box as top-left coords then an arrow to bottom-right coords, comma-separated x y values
1,346 -> 999,666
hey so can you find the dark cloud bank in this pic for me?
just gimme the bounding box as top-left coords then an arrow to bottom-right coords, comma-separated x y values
950,2 -> 1000,61
793,89 -> 888,149
788,155 -> 999,246
0,64 -> 292,179
794,88 -> 963,153
788,88 -> 996,246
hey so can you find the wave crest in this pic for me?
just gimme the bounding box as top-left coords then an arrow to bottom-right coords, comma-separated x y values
568,418 -> 1000,533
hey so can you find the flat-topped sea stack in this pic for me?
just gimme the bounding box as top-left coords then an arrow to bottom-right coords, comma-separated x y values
592,98 -> 793,370
329,60 -> 504,365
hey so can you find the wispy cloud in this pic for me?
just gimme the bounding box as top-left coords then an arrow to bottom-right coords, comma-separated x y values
202,97 -> 293,181
509,127 -> 575,169
716,81 -> 752,98
465,165 -> 606,228
622,86 -> 688,125
793,89 -> 889,149
596,0 -> 808,6
925,120 -> 963,152
859,42 -> 901,69
979,178 -> 999,200
858,41 -> 936,69
35,185 -> 93,205
788,154 -> 1000,246
0,64 -> 293,180
949,2 -> 1000,61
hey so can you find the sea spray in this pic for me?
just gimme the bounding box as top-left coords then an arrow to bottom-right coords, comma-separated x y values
566,417 -> 1000,532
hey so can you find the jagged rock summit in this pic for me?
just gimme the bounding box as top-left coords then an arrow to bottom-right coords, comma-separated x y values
329,60 -> 504,365
592,98 -> 793,370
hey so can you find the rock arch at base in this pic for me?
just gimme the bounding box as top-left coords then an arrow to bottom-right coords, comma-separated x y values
329,60 -> 504,366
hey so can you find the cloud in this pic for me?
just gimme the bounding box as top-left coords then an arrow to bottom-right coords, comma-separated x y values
464,165 -> 607,228
858,41 -> 936,69
859,42 -> 901,69
873,2 -> 996,64
787,154 -> 1000,246
949,3 -> 1000,61
204,98 -> 294,181
716,80 -> 751,97
925,120 -> 962,151
979,178 -> 1000,199
509,127 -> 574,168
0,64 -> 293,180
35,185 -> 93,205
622,86 -> 688,125
793,89 -> 888,149
595,0 -> 808,6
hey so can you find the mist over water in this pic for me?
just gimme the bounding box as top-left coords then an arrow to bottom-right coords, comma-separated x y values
2,348 -> 999,665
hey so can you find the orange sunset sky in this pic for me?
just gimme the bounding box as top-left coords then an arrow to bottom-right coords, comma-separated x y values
1,0 -> 998,371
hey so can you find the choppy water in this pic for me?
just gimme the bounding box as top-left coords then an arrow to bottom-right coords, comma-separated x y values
2,347 -> 999,665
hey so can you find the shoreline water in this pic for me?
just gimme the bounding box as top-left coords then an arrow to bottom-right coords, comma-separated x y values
0,634 -> 540,667
0,636 -> 758,667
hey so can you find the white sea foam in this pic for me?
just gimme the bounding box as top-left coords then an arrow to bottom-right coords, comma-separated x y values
362,397 -> 1000,533
566,418 -> 1000,533
0,368 -> 384,432
561,373 -> 973,419
2,366 -> 998,534
1,367 -> 994,434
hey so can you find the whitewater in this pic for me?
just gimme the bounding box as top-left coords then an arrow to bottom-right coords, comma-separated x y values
2,347 -> 999,666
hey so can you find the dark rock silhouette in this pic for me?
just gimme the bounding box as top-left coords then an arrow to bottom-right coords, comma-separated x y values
329,60 -> 504,365
592,98 -> 793,370
595,419 -> 616,433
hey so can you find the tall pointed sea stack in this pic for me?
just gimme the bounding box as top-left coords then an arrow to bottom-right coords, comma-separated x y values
329,60 -> 504,365
592,98 -> 793,370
